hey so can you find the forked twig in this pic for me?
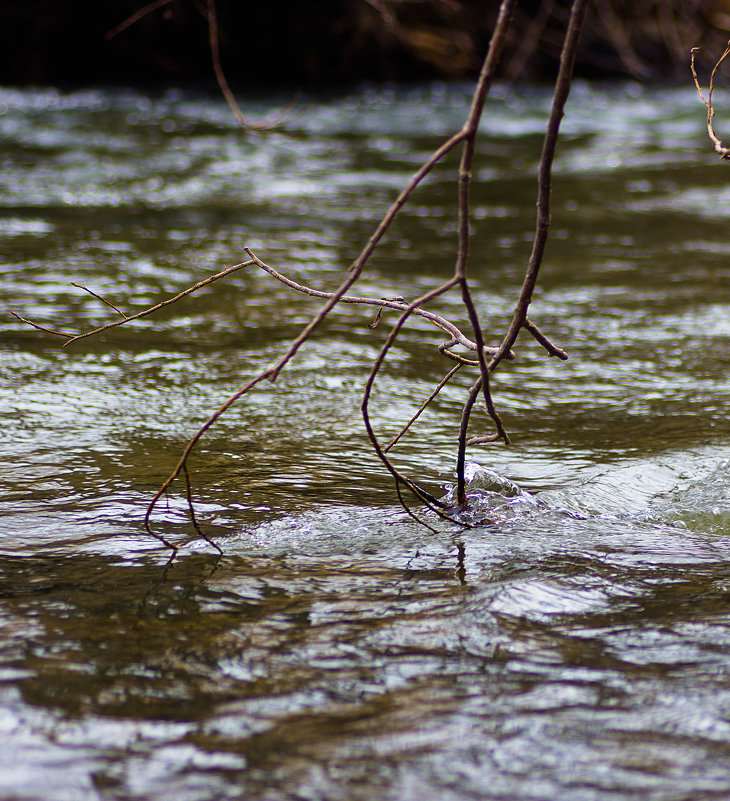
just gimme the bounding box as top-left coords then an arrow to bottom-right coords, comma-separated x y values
16,0 -> 582,548
691,42 -> 730,159
246,250 -> 513,361
11,260 -> 254,347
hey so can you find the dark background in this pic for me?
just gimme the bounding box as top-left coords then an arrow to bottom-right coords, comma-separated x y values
1,0 -> 729,89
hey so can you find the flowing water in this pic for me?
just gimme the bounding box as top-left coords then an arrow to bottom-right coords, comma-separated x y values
2,79 -> 730,800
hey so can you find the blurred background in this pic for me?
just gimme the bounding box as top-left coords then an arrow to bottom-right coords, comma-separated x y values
3,0 -> 730,88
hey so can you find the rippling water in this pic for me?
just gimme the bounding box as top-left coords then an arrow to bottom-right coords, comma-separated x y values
2,80 -> 730,800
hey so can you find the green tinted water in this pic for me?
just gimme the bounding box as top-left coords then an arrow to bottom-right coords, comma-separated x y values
2,81 -> 730,800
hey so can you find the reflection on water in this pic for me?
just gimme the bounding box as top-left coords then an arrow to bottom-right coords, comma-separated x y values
2,81 -> 730,799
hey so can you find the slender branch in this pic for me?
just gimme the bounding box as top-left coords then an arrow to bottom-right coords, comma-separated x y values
384,364 -> 463,453
263,127 -> 470,382
145,369 -> 274,536
47,261 -> 253,346
8,314 -> 76,339
247,251 -> 512,360
451,0 -> 518,503
691,42 -> 730,160
455,376 -> 485,500
393,479 -> 440,535
206,0 -> 297,132
105,0 -> 173,40
490,0 -> 588,370
360,277 -> 467,521
70,283 -> 129,319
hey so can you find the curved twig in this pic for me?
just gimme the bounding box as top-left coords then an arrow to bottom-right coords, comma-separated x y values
206,0 -> 299,132
691,42 -> 730,160
450,0 -> 587,505
360,278 -> 469,522
491,0 -> 588,370
246,251 -> 513,361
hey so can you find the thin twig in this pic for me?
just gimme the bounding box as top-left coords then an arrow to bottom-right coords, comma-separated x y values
262,126 -> 470,383
523,317 -> 569,359
452,0 -> 518,503
247,251 -> 512,360
71,283 -> 128,319
384,364 -> 463,452
206,0 -> 297,132
452,0 -> 587,505
491,0 -> 588,370
145,369 -> 275,537
28,260 -> 255,346
360,278 -> 469,522
105,0 -> 173,40
8,313 -> 76,339
691,42 -> 730,159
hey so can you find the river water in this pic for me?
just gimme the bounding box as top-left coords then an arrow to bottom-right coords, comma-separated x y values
2,79 -> 730,800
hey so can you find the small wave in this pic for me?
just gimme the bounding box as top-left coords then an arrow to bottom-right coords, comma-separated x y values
647,460 -> 730,536
442,462 -> 541,525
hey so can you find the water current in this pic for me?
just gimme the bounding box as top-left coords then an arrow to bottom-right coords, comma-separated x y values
2,79 -> 730,800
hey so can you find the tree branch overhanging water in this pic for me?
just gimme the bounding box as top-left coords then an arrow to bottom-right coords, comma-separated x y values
13,0 -> 594,552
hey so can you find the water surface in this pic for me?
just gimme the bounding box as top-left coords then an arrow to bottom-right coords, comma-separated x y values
2,80 -> 730,800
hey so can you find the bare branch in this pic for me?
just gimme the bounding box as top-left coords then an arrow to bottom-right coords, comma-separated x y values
491,0 -> 588,370
17,0 -> 582,547
384,364 -> 463,453
266,132 -> 472,385
145,368 -> 275,537
691,42 -> 730,160
70,283 -> 129,319
359,277 -> 476,524
523,317 -> 569,359
246,251 -> 513,361
62,261 -> 252,346
8,313 -> 76,339
105,0 -> 173,40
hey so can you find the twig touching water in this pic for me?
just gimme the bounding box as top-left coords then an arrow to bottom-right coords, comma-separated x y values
14,0 -> 583,549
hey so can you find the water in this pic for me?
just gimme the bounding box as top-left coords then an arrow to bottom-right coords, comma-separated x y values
2,79 -> 730,799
